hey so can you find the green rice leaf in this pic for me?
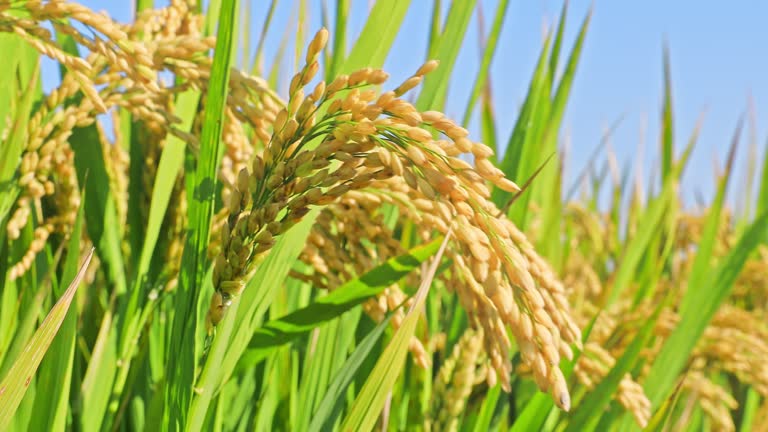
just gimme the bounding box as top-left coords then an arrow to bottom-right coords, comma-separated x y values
0,230 -> 46,432
69,125 -> 128,295
660,46 -> 674,180
547,2 -> 568,81
252,352 -> 284,431
0,33 -> 23,149
756,137 -> 768,240
308,315 -> 393,432
27,192 -> 85,431
0,248 -> 93,430
341,0 -> 412,73
48,33 -> 122,432
135,0 -> 154,13
251,0 -> 277,75
511,8 -> 590,230
295,309 -> 362,432
470,384 -> 501,432
509,390 -> 553,432
204,0 -> 222,36
294,0 -> 308,71
327,0 -> 350,79
127,119 -> 146,266
241,9 -> 253,69
679,120 -> 740,315
427,0 -> 442,57
238,239 -> 442,367
164,0 -> 237,428
78,313 -> 119,432
631,202 -> 680,305
643,380 -> 685,432
121,90 -> 200,340
104,90 -> 202,431
461,0 -> 510,127
416,0 -> 478,111
548,8 -> 591,134
739,388 -> 760,432
340,233 -> 450,431
493,33 -> 552,198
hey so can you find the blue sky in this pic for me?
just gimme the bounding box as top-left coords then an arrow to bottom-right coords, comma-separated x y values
69,0 -> 766,208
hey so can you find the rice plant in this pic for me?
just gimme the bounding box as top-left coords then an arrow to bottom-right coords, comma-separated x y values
0,1 -> 766,431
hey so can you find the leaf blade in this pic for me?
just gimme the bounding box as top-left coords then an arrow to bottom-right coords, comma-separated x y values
0,248 -> 94,430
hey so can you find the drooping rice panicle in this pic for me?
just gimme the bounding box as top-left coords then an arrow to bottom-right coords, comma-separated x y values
200,28 -> 582,408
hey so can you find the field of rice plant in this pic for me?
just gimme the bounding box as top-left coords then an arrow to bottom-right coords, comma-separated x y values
0,1 -> 766,431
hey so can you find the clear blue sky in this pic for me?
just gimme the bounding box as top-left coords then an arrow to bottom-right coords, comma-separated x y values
68,0 -> 766,208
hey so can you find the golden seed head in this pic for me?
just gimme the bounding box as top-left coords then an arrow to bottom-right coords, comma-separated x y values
406,126 -> 432,143
274,109 -> 288,132
289,89 -> 305,113
326,75 -> 349,95
348,67 -> 372,86
311,81 -> 326,100
306,28 -> 329,63
368,69 -> 389,85
304,61 -> 320,84
394,76 -> 422,96
415,59 -> 440,76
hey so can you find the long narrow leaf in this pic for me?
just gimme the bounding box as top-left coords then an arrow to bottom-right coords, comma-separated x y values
164,0 -> 238,428
308,314 -> 393,432
416,0 -> 478,111
461,0 -> 510,127
28,193 -> 86,431
341,232 -> 451,431
327,0 -> 350,79
238,239 -> 442,368
341,0 -> 411,73
644,379 -> 685,432
0,248 -> 94,430
471,384 -> 501,432
679,120 -> 740,315
660,45 -> 674,180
